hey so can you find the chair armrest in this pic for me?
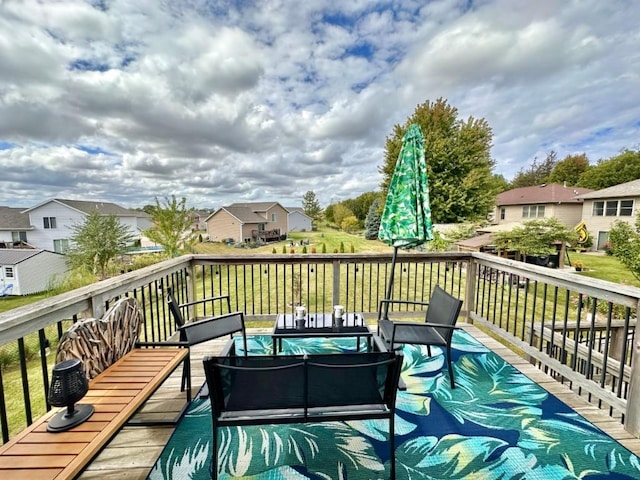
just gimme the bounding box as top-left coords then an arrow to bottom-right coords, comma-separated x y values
378,299 -> 430,320
179,295 -> 230,309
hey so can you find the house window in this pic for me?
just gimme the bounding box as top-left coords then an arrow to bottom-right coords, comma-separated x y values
53,239 -> 70,253
593,201 -> 604,216
620,200 -> 634,216
271,213 -> 277,222
500,207 -> 505,220
43,217 -> 57,229
12,231 -> 27,242
522,205 -> 545,218
5,267 -> 14,279
593,199 -> 634,217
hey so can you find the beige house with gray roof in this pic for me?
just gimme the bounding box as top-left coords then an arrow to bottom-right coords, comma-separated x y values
206,202 -> 289,243
0,206 -> 32,247
575,178 -> 640,249
494,183 -> 593,228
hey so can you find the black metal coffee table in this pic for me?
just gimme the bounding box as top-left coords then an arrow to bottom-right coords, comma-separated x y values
272,312 -> 375,354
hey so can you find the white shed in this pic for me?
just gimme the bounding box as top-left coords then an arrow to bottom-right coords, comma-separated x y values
0,249 -> 68,295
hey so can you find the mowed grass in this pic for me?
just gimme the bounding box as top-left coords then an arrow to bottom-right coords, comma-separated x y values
195,225 -> 395,255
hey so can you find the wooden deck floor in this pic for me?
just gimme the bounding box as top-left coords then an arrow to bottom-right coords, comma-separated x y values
76,325 -> 640,479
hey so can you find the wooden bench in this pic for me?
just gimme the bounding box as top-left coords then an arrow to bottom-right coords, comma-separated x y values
0,344 -> 190,480
203,351 -> 403,480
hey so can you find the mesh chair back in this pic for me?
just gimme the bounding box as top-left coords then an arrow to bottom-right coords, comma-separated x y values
425,285 -> 463,342
178,312 -> 246,346
166,288 -> 185,327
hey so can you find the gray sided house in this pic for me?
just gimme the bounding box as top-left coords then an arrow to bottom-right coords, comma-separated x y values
575,178 -> 640,250
286,207 -> 312,232
0,249 -> 68,295
206,202 -> 289,243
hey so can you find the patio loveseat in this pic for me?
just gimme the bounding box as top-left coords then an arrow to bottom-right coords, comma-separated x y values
203,351 -> 404,480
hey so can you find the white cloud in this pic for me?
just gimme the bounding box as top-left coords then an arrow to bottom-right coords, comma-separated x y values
0,0 -> 638,209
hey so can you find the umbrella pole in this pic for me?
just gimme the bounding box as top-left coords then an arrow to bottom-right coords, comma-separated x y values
384,247 -> 398,319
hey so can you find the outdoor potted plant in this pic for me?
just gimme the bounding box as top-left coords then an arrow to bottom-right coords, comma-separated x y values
574,261 -> 585,271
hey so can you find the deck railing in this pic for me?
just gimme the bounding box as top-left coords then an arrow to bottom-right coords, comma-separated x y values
1,251 -> 639,445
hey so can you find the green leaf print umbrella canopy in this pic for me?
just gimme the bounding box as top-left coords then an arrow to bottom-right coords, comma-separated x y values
379,123 -> 433,308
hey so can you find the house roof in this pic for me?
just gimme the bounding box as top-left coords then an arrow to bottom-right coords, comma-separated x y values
497,184 -> 593,206
456,233 -> 495,249
0,207 -> 31,230
228,202 -> 280,212
286,206 -> 304,213
23,198 -> 139,216
0,248 -> 62,265
216,206 -> 267,224
575,178 -> 640,199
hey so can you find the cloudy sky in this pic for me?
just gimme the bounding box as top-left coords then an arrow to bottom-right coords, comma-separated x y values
1,0 -> 639,210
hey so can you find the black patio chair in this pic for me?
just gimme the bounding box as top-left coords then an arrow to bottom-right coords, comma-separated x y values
167,287 -> 248,392
377,285 -> 463,388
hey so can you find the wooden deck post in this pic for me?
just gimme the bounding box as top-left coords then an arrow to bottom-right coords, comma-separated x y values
464,259 -> 476,324
625,300 -> 640,437
332,260 -> 341,306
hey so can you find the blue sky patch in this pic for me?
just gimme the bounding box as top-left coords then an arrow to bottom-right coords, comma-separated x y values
76,145 -> 113,156
69,60 -> 110,72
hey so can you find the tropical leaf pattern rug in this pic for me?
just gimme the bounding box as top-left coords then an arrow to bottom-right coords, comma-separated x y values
148,332 -> 640,479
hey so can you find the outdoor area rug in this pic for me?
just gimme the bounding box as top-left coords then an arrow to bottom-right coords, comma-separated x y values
147,332 -> 640,479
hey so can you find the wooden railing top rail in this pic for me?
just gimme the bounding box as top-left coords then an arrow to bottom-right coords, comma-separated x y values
471,252 -> 640,309
0,256 -> 191,346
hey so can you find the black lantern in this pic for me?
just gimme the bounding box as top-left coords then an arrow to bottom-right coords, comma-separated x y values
47,359 -> 94,432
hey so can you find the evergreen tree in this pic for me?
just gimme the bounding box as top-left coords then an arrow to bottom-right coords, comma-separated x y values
364,197 -> 382,239
302,191 -> 322,227
380,98 -> 496,223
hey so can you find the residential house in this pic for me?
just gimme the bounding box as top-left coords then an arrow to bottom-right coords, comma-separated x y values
575,178 -> 640,250
190,210 -> 211,232
0,206 -> 32,247
285,207 -> 312,232
21,199 -> 149,253
206,202 -> 289,243
494,183 -> 593,228
0,249 -> 68,295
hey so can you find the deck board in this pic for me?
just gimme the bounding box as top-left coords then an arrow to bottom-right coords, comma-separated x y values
46,326 -> 640,479
0,347 -> 188,480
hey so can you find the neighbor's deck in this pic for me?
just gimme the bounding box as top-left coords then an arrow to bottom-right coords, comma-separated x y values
76,325 -> 640,479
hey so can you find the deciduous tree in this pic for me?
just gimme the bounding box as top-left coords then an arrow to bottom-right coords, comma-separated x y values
608,214 -> 640,282
68,210 -> 135,279
577,149 -> 640,189
380,98 -> 496,223
493,218 -> 577,259
145,196 -> 197,257
510,151 -> 557,188
547,153 -> 590,186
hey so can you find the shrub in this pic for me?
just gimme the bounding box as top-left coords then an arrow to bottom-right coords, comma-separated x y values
282,245 -> 287,254
311,247 -> 317,254
322,243 -> 327,253
339,242 -> 345,253
302,246 -> 307,253
350,244 -> 355,253
272,248 -> 277,254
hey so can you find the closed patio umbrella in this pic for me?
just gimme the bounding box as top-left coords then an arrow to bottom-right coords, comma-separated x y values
378,123 -> 433,316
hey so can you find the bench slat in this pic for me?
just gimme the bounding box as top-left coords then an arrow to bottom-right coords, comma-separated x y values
0,347 -> 189,480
